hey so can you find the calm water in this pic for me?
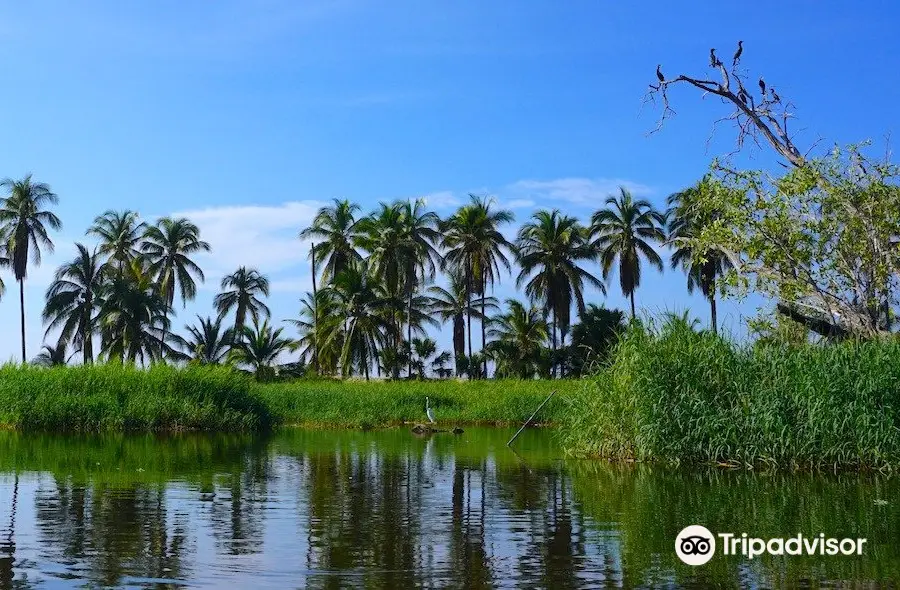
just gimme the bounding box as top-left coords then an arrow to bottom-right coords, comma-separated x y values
0,428 -> 898,588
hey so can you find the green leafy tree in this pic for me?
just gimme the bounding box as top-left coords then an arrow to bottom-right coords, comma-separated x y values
141,217 -> 210,350
286,290 -> 339,375
322,263 -> 394,380
486,299 -> 548,379
590,188 -> 666,319
43,244 -> 104,364
87,210 -> 146,272
214,267 -> 271,339
97,259 -> 171,363
427,271 -> 497,377
568,304 -> 625,375
516,209 -> 603,377
0,175 -> 62,362
172,315 -> 234,365
232,319 -> 296,381
410,336 -> 438,379
667,178 -> 734,334
441,195 -> 515,377
299,198 -> 362,283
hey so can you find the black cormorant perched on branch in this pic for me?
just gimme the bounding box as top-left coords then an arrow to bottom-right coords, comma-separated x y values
733,40 -> 743,66
759,78 -> 766,95
656,64 -> 665,82
771,87 -> 781,102
710,48 -> 721,67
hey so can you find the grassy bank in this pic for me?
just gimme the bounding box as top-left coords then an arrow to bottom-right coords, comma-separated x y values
0,364 -> 572,431
561,322 -> 900,469
255,379 -> 572,428
0,364 -> 269,431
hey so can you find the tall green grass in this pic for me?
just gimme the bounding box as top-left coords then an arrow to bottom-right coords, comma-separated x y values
561,322 -> 900,469
255,379 -> 572,428
0,364 -> 269,431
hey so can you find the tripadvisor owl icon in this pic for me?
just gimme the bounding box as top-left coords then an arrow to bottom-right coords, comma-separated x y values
676,525 -> 716,566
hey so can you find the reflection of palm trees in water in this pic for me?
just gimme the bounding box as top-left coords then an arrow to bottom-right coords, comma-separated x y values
0,473 -> 18,587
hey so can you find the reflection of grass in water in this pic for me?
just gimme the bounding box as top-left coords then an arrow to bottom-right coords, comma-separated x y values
568,460 -> 900,587
0,364 -> 270,432
256,379 -> 578,428
0,430 -> 265,485
562,323 -> 900,469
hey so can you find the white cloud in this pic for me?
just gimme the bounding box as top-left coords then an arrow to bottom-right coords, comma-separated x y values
421,191 -> 462,210
171,200 -> 324,286
504,198 -> 535,209
505,178 -> 654,207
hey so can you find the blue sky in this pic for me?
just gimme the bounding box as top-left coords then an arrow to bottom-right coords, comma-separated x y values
0,0 -> 898,362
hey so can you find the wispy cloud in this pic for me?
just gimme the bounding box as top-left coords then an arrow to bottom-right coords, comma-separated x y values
171,200 -> 324,290
505,178 -> 654,207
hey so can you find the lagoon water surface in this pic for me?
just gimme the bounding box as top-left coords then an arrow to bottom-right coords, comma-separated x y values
0,428 -> 898,588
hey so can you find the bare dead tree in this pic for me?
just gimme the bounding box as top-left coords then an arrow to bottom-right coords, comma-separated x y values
646,41 -> 806,168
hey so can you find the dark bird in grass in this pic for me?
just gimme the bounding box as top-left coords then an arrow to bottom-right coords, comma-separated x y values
733,40 -> 743,66
759,78 -> 766,95
656,64 -> 665,82
710,48 -> 721,67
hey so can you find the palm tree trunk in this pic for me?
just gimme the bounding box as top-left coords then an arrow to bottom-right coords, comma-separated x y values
83,309 -> 92,365
630,291 -> 636,319
480,274 -> 487,379
311,242 -> 319,374
18,279 -> 25,363
407,280 -> 414,379
466,269 -> 473,381
710,295 -> 718,335
552,308 -> 558,379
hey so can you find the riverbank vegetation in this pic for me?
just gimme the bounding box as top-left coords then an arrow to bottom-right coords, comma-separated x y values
561,320 -> 900,470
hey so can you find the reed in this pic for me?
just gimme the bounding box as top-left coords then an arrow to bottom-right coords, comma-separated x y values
560,321 -> 900,469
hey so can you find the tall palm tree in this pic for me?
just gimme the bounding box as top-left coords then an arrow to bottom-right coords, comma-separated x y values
398,199 -> 441,376
516,210 -> 603,377
442,195 -> 514,377
233,319 -> 296,381
87,210 -> 146,272
486,299 -> 548,379
97,259 -> 171,363
171,315 -> 234,365
590,187 -> 667,319
299,199 -> 362,283
667,182 -> 735,335
322,263 -> 394,380
214,267 -> 271,339
43,243 -> 104,364
286,290 -> 339,375
141,217 -> 210,349
0,175 -> 62,362
410,336 -> 438,379
427,271 -> 498,377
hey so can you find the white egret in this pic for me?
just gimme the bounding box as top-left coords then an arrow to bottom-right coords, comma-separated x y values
425,397 -> 435,424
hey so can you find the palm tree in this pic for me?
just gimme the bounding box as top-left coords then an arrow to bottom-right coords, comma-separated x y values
233,319 -> 296,381
0,175 -> 62,362
667,182 -> 735,335
569,304 -> 625,375
43,244 -> 104,364
322,263 -> 394,380
427,271 -> 498,377
398,199 -> 441,376
441,195 -> 515,377
32,342 -> 70,367
285,290 -> 339,375
486,299 -> 548,379
87,210 -> 146,272
410,337 -> 438,379
97,259 -> 171,363
431,351 -> 453,379
141,217 -> 210,350
172,315 -> 234,365
590,187 -> 667,319
299,199 -> 362,283
516,210 -> 603,377
214,267 -> 271,339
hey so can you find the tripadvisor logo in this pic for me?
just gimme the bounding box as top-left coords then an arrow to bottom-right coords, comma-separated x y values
675,525 -> 867,566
